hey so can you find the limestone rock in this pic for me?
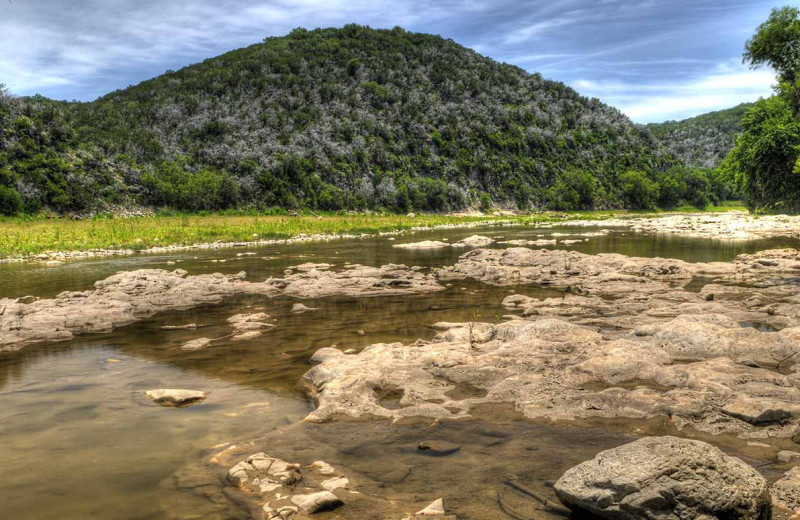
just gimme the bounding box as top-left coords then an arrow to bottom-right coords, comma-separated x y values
290,491 -> 343,514
772,466 -> 800,513
393,241 -> 449,250
145,389 -> 206,407
291,303 -> 318,313
554,436 -> 771,520
416,498 -> 445,515
454,235 -> 494,247
181,337 -> 213,351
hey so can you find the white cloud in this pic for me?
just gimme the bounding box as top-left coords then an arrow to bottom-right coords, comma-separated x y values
572,63 -> 775,123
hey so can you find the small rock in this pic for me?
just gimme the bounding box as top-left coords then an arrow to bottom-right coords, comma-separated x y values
416,498 -> 445,515
161,323 -> 198,330
310,460 -> 336,475
291,303 -> 318,314
321,476 -> 349,491
418,441 -> 461,456
778,451 -> 800,464
290,491 -> 343,514
145,389 -> 206,407
181,337 -> 213,351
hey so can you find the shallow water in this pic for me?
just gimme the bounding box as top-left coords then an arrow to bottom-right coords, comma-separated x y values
1,223 -> 799,519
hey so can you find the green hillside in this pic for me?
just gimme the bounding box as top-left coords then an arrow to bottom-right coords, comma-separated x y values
647,103 -> 754,168
3,25 -> 679,215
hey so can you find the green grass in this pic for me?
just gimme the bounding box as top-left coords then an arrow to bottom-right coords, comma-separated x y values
0,213 -> 542,258
0,204 -> 749,259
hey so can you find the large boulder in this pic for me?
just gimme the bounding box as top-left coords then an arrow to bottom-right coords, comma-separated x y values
554,436 -> 771,520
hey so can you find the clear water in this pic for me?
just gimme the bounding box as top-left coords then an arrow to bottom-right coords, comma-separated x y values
1,224 -> 798,519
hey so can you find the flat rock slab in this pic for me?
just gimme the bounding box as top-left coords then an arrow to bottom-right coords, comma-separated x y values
145,389 -> 207,407
554,436 -> 771,520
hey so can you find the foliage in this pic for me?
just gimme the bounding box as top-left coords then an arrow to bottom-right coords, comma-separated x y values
744,6 -> 800,114
619,170 -> 659,210
1,26 -> 673,214
720,6 -> 800,213
545,169 -> 597,210
721,95 -> 800,212
647,104 -> 753,168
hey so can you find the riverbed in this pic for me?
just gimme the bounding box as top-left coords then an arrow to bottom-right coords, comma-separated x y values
2,221 -> 800,519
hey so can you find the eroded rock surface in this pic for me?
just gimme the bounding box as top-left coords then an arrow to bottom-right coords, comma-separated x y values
563,212 -> 800,240
0,263 -> 442,351
303,248 -> 800,438
281,263 -> 442,299
554,436 -> 771,520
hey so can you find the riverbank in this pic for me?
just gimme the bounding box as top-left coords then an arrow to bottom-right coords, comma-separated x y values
0,203 -> 748,262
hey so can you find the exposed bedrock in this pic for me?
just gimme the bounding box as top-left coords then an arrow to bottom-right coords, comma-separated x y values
303,248 -> 800,439
302,316 -> 800,437
0,263 -> 442,351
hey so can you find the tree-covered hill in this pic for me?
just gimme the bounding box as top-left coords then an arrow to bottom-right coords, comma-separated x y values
647,103 -> 754,168
5,25 -> 680,214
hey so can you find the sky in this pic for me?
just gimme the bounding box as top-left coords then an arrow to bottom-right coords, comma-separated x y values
0,0 -> 782,123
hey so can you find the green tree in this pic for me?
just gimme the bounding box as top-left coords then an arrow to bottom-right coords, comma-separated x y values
744,6 -> 800,114
546,169 -> 597,210
619,170 -> 659,209
721,6 -> 800,212
721,96 -> 800,212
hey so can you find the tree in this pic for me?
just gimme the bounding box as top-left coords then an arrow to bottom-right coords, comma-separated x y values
721,6 -> 800,212
744,6 -> 800,114
619,170 -> 659,210
721,96 -> 800,212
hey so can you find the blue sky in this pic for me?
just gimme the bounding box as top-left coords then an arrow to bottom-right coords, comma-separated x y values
0,0 -> 781,123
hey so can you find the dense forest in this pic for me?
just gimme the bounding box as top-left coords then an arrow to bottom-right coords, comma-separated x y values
647,104 -> 753,168
1,25 -> 741,216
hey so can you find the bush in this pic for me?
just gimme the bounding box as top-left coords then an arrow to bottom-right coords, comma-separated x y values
0,185 -> 22,215
545,169 -> 597,210
619,170 -> 659,209
478,192 -> 492,212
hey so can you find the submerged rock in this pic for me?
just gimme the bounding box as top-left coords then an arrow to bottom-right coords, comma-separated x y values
145,389 -> 207,407
418,441 -> 461,456
454,235 -> 494,247
554,436 -> 771,520
291,303 -> 318,314
393,241 -> 450,249
181,337 -> 213,351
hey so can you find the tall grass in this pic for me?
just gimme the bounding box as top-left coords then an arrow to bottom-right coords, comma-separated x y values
0,205 -> 748,258
0,213 -> 539,257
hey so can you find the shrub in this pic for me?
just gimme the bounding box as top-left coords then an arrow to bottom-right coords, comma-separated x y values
0,185 -> 22,215
546,169 -> 597,210
619,170 -> 659,209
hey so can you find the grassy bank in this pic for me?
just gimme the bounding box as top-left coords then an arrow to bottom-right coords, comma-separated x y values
0,213 -> 542,258
0,204 -> 748,259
